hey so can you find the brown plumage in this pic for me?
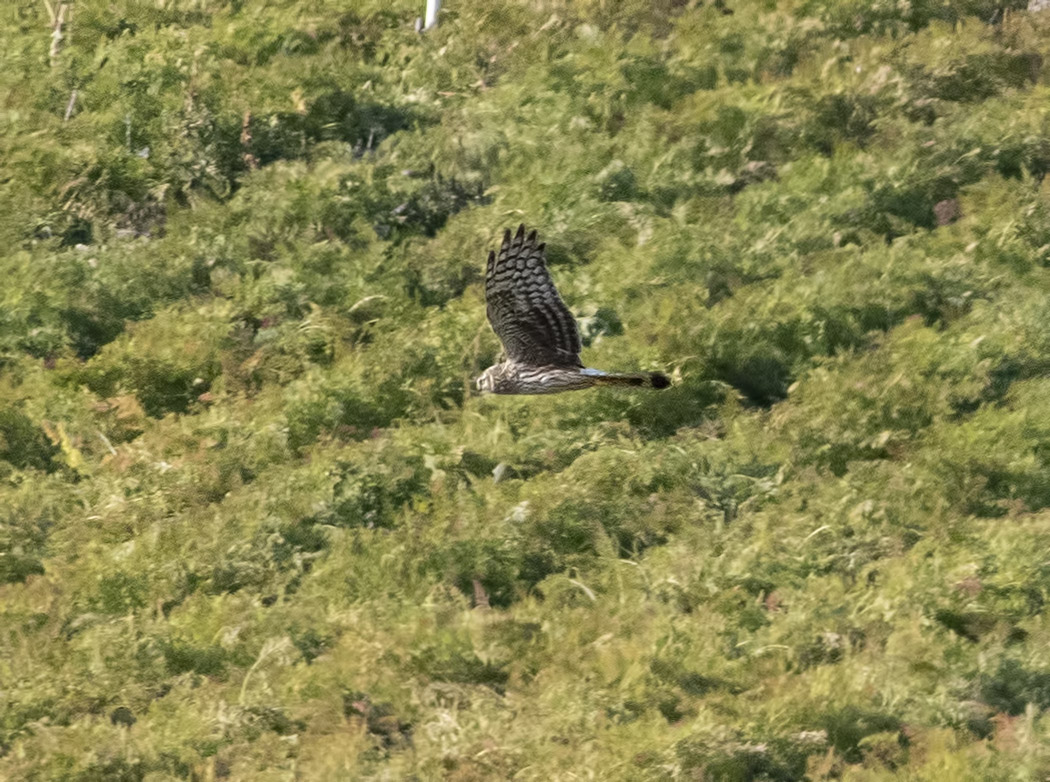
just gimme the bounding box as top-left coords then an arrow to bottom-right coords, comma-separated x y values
476,224 -> 670,395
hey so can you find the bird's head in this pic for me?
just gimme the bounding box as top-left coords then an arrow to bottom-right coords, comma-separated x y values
475,365 -> 500,394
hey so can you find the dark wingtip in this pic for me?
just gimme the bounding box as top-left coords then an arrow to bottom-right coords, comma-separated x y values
650,373 -> 671,389
515,223 -> 526,239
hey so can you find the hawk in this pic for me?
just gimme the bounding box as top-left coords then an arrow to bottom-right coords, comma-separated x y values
476,224 -> 671,395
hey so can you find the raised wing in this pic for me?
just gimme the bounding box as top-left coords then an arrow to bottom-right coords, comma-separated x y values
485,224 -> 582,367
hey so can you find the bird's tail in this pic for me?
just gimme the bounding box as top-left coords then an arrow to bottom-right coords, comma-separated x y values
591,371 -> 671,389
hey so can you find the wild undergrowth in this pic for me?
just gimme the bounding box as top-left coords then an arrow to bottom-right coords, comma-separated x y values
3,0 -> 1050,778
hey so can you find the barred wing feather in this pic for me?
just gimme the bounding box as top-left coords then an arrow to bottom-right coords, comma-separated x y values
484,224 -> 582,368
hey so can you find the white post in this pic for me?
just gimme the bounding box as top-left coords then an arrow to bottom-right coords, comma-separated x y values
424,0 -> 440,30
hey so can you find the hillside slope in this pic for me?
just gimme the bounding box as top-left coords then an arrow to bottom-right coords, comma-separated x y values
4,1 -> 1050,778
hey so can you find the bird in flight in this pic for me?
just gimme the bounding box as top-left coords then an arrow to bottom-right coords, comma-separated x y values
476,224 -> 671,395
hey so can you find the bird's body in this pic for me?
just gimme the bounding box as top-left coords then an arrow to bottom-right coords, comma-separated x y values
478,362 -> 670,394
476,224 -> 670,395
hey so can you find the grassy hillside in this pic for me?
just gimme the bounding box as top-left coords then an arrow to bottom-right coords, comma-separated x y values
4,0 -> 1050,778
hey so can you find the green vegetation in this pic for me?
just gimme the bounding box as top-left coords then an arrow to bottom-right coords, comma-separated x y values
4,0 -> 1050,778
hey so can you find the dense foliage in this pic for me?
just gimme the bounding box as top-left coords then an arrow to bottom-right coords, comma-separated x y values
4,0 -> 1050,778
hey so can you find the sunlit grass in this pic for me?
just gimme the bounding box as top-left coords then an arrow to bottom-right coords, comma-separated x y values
2,0 -> 1050,778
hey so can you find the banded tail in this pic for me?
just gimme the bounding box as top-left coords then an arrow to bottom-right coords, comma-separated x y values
590,370 -> 671,389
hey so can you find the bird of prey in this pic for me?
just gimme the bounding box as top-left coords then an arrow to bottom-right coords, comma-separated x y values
476,224 -> 671,395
